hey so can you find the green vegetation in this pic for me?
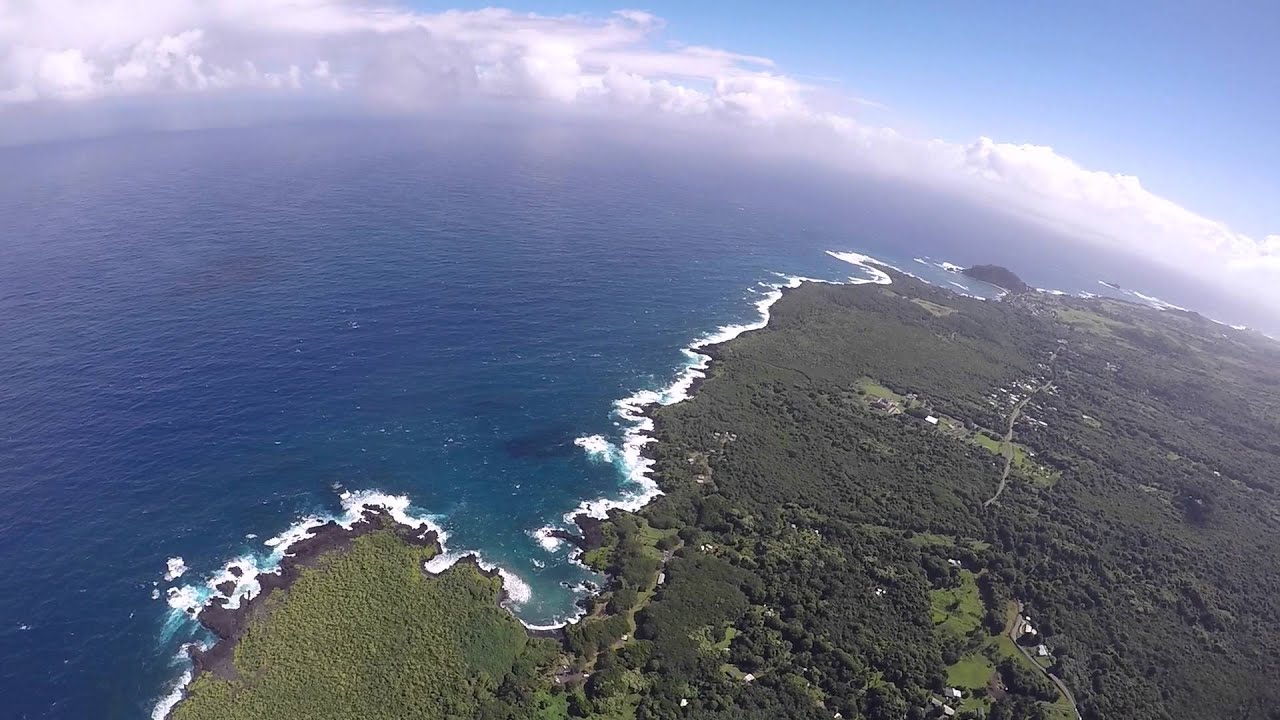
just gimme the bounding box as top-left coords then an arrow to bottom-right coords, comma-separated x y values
173,531 -> 565,720
173,268 -> 1280,720
574,274 -> 1280,720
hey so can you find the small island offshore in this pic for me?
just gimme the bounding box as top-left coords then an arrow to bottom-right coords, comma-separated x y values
171,266 -> 1280,720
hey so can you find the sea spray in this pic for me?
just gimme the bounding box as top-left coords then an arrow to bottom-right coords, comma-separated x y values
163,558 -> 188,582
149,643 -> 204,720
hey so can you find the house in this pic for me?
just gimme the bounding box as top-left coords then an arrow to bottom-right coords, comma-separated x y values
743,673 -> 756,683
925,415 -> 939,425
656,572 -> 666,585
948,559 -> 962,567
1037,644 -> 1050,658
941,706 -> 955,717
944,688 -> 962,700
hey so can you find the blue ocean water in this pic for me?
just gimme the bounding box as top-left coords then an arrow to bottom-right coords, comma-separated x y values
0,118 -> 1245,719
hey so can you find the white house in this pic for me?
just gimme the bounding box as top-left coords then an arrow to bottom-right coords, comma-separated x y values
944,688 -> 962,700
925,415 -> 939,425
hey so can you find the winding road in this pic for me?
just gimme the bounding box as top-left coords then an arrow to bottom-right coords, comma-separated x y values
983,349 -> 1059,508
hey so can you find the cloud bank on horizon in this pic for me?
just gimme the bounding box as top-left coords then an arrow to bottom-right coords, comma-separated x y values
3,0 -> 1277,311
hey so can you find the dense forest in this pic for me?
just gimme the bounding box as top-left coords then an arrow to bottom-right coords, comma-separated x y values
173,270 -> 1280,720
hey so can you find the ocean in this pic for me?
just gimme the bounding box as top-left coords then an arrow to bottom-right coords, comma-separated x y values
0,118 -> 1245,719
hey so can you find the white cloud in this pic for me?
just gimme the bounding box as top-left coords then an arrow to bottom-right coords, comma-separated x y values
0,0 -> 1276,312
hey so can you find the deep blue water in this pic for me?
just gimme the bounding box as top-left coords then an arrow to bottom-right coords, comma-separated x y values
0,118 -> 1251,719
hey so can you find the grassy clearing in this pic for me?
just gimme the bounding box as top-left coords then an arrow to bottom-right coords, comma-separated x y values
930,570 -> 984,638
855,377 -> 905,404
911,297 -> 957,317
1055,308 -> 1127,336
947,654 -> 995,689
972,432 -> 1005,455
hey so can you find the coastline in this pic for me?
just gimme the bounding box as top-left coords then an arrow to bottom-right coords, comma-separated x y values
189,508 -> 440,682
153,252 -> 896,718
554,252 -> 896,558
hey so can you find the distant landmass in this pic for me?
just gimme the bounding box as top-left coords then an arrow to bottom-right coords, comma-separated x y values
960,264 -> 1031,294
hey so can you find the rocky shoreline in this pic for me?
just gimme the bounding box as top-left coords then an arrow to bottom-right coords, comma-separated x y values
167,280 -> 801,717
187,507 -> 441,682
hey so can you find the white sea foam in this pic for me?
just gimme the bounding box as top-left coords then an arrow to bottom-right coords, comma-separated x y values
530,526 -> 564,552
150,643 -> 203,720
422,551 -> 532,607
573,434 -> 616,463
939,261 -> 964,272
913,257 -> 929,265
1130,289 -> 1189,312
151,666 -> 191,720
497,569 -> 532,605
825,251 -> 894,285
165,586 -> 206,614
949,281 -> 971,291
163,557 -> 188,582
424,550 -> 467,575
167,489 -> 450,623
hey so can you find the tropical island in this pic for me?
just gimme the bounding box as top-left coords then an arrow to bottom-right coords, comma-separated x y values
171,267 -> 1280,720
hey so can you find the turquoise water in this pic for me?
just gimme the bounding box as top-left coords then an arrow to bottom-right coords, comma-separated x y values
0,119 -> 1238,719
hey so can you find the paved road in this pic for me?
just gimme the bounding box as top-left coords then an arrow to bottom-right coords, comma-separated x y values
983,350 -> 1059,507
1009,601 -> 1082,720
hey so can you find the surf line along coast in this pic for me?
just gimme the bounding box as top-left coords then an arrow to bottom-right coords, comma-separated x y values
161,253 -> 897,717
551,256 -> 896,564
186,507 -> 560,681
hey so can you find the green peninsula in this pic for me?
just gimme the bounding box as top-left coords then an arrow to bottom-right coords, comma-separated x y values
172,269 -> 1280,720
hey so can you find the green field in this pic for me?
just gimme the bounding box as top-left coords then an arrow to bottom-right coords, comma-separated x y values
855,377 -> 905,403
930,570 -> 984,638
947,654 -> 995,689
1055,307 -> 1127,336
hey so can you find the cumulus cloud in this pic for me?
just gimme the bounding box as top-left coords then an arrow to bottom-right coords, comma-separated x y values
1,0 -> 1276,310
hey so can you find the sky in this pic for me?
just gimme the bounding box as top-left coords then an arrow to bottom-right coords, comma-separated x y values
1,0 -> 1277,320
419,0 -> 1279,240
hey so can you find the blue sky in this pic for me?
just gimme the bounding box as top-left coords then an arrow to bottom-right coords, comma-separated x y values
416,1 -> 1278,238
